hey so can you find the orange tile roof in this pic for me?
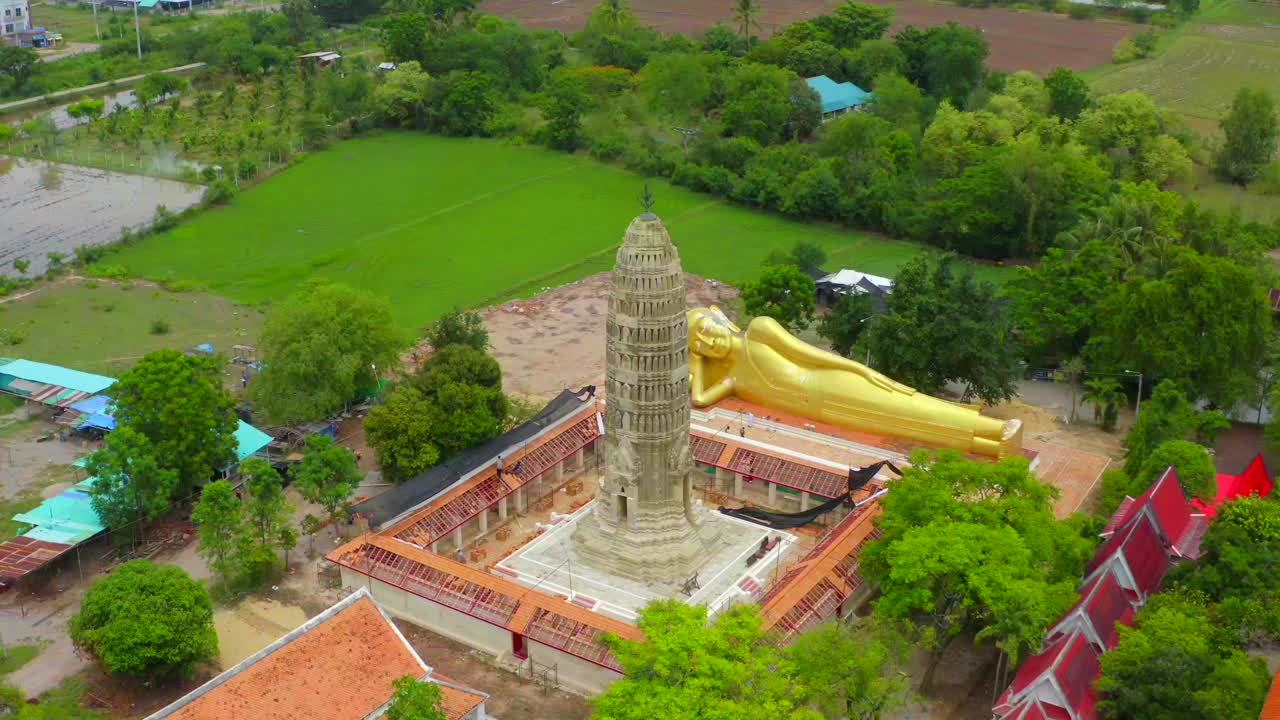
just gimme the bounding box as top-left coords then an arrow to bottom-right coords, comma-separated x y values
150,591 -> 426,720
1263,670 -> 1280,720
328,534 -> 643,666
431,673 -> 488,720
759,503 -> 883,629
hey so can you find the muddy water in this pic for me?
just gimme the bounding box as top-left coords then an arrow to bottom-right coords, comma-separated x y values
213,598 -> 309,669
0,156 -> 203,276
4,89 -> 142,131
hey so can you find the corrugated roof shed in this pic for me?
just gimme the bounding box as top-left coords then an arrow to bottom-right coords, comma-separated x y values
0,359 -> 115,395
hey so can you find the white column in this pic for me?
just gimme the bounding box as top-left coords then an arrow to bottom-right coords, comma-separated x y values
516,487 -> 527,514
479,509 -> 489,534
499,495 -> 508,520
453,527 -> 463,550
733,472 -> 744,498
552,460 -> 564,484
574,446 -> 585,468
431,540 -> 440,554
768,482 -> 777,506
800,491 -> 810,512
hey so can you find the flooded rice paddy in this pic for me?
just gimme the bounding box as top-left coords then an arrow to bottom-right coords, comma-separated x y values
0,156 -> 203,276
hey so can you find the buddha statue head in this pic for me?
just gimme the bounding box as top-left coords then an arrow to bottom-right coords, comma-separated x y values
688,306 -> 740,359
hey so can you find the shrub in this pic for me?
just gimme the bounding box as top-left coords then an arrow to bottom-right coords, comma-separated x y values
1112,38 -> 1140,63
88,264 -> 130,281
1252,161 -> 1280,195
202,179 -> 236,206
152,205 -> 179,232
199,165 -> 219,183
588,129 -> 629,162
237,157 -> 258,181
73,244 -> 107,266
1068,3 -> 1096,18
150,318 -> 171,335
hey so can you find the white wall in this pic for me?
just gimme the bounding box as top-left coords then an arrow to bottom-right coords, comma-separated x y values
340,567 -> 622,696
1,0 -> 30,35
527,639 -> 622,695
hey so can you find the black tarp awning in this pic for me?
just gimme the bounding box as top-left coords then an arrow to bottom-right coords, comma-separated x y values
719,460 -> 901,529
352,386 -> 597,528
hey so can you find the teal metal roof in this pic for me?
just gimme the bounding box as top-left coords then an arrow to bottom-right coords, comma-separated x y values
805,75 -> 873,114
235,421 -> 273,461
14,481 -> 105,546
0,359 -> 115,395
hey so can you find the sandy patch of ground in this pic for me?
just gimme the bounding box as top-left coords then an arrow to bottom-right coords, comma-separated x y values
419,271 -> 738,401
212,598 -> 309,669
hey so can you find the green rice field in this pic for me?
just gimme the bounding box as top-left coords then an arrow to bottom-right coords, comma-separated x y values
112,133 -> 1012,332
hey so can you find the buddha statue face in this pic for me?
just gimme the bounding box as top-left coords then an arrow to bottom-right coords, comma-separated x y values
688,307 -> 738,359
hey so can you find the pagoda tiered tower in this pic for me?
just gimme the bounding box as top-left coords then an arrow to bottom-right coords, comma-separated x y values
572,209 -> 718,586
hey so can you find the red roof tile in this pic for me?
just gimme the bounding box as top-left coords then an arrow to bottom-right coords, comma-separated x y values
1118,515 -> 1171,596
151,591 -> 427,720
1262,670 -> 1280,720
430,673 -> 488,720
0,535 -> 73,580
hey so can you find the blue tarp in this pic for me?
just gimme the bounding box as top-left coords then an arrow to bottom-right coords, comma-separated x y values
83,413 -> 116,431
805,75 -> 873,114
14,481 -> 105,546
0,359 -> 115,395
70,395 -> 112,415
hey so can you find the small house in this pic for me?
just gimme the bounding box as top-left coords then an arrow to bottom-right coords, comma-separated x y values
805,75 -> 873,119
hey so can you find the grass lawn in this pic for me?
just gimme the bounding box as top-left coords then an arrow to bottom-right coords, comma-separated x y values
0,280 -> 262,376
0,645 -> 40,676
111,133 -> 1014,333
29,1 -> 194,44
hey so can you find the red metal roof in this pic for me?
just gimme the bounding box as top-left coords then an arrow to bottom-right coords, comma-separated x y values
1191,453 -> 1273,518
1118,514 -> 1172,596
1262,670 -> 1280,720
0,535 -> 73,580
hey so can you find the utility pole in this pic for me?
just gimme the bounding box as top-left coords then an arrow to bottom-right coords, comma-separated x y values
93,0 -> 101,40
1125,370 -> 1143,419
133,0 -> 142,60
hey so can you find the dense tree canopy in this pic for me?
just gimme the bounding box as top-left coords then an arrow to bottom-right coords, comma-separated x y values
867,254 -> 1020,403
386,677 -> 447,720
193,480 -> 246,584
1216,87 -> 1277,185
741,264 -> 817,330
294,434 -> 361,524
863,451 -> 1092,691
85,426 -> 179,549
592,601 -> 823,720
252,281 -> 401,425
366,386 -> 443,482
70,560 -> 217,679
111,350 -> 237,494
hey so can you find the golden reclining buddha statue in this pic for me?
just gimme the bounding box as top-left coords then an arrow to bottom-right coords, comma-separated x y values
687,306 -> 1022,459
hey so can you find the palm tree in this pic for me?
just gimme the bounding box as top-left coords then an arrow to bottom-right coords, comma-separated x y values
598,0 -> 633,34
1082,377 -> 1125,431
733,0 -> 762,40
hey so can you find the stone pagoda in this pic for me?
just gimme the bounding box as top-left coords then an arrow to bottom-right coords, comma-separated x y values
572,203 -> 719,587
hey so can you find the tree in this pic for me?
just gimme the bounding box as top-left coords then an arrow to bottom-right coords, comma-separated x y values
1007,239 -> 1122,362
1216,87 -> 1278,185
240,458 -> 295,580
817,292 -> 874,358
784,40 -> 843,79
69,560 -> 217,679
1138,134 -> 1193,188
722,63 -> 801,145
896,22 -> 988,106
1174,497 -> 1280,621
1096,597 -> 1270,720
641,53 -> 712,119
814,1 -> 894,48
386,676 -> 447,720
139,72 -> 186,105
869,254 -> 1020,404
85,426 -> 179,549
429,70 -> 497,137
1044,66 -> 1090,119
1136,439 -> 1216,500
732,0 -> 761,40
372,61 -> 432,128
592,601 -> 823,720
589,0 -> 635,35
382,12 -> 432,64
1081,377 -> 1125,431
365,386 -> 441,482
66,97 -> 106,123
412,344 -> 508,456
424,308 -> 488,352
281,0 -> 319,41
251,281 -> 401,425
866,72 -> 928,136
11,258 -> 29,275
1087,248 -> 1268,409
0,46 -> 39,89
741,264 -> 817,331
294,434 -> 360,524
111,350 -> 237,494
192,480 -> 246,585
789,619 -> 911,720
862,451 -> 1090,692
540,72 -> 590,151
1121,380 -> 1225,476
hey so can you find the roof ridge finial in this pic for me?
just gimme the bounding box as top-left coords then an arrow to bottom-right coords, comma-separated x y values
640,184 -> 655,216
